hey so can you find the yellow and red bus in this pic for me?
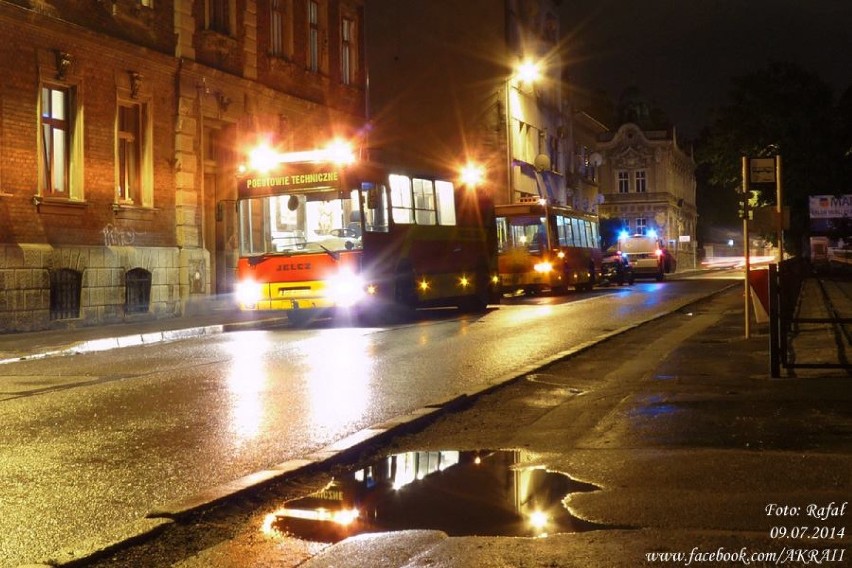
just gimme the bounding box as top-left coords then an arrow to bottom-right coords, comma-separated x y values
495,198 -> 602,295
234,141 -> 497,323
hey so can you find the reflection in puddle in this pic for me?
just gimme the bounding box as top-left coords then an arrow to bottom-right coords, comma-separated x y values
262,450 -> 603,543
631,395 -> 680,418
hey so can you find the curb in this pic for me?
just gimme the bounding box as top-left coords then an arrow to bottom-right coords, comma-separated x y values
0,317 -> 289,366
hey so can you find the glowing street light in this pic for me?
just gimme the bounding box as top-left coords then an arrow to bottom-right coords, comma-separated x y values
516,59 -> 541,84
460,162 -> 485,188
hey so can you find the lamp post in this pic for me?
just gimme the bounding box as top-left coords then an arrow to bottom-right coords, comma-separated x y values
504,74 -> 513,203
504,59 -> 541,204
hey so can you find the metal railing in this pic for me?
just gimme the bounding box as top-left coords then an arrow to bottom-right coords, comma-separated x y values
768,258 -> 852,376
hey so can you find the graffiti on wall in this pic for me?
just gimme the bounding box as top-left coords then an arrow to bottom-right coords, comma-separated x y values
102,224 -> 136,246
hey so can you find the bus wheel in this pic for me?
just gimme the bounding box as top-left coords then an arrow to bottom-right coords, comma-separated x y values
391,268 -> 418,321
287,310 -> 312,327
459,267 -> 490,313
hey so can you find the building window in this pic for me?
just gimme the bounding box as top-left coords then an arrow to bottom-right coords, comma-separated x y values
635,170 -> 647,192
117,103 -> 142,203
270,0 -> 290,57
636,218 -> 648,235
209,0 -> 230,34
115,99 -> 152,207
40,86 -> 71,196
341,17 -> 354,84
617,171 -> 629,194
308,0 -> 319,72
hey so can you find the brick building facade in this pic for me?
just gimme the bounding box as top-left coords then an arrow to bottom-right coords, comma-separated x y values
0,0 -> 365,332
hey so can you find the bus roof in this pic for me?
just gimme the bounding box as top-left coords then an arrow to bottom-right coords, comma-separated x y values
495,202 -> 597,220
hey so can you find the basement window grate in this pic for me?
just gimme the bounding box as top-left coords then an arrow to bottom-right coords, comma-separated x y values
50,269 -> 82,320
125,268 -> 151,314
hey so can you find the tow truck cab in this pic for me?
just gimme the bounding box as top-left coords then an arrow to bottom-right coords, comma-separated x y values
618,234 -> 666,281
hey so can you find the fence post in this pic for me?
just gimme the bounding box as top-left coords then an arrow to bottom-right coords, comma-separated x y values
769,263 -> 780,377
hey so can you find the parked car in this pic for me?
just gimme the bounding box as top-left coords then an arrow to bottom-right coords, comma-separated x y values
600,251 -> 635,286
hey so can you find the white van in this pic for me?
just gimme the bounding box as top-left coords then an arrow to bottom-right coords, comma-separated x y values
618,234 -> 665,281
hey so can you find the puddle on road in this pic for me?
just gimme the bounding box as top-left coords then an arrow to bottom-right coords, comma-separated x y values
262,449 -> 606,543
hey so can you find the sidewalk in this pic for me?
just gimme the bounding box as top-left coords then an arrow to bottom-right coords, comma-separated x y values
0,297 -> 288,364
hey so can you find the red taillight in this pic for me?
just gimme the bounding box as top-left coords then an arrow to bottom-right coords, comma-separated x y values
655,249 -> 663,257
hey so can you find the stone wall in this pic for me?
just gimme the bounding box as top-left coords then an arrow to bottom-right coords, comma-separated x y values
0,244 -> 181,332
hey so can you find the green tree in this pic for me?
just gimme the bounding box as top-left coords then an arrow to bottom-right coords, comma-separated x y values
696,61 -> 847,254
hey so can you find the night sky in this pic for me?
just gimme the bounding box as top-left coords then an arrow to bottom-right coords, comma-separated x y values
560,0 -> 852,139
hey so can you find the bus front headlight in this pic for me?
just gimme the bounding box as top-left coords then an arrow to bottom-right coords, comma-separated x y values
533,261 -> 553,273
326,270 -> 367,307
236,279 -> 263,307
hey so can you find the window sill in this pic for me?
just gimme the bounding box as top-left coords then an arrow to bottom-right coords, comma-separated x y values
113,203 -> 157,221
199,30 -> 238,55
33,196 -> 88,216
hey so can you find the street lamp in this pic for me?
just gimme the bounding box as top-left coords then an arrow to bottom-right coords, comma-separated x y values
516,59 -> 541,84
460,162 -> 485,188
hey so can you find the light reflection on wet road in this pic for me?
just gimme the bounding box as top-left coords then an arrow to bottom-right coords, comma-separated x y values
0,278 -> 735,565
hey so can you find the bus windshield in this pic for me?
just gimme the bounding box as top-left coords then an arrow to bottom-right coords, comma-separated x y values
238,189 -> 362,256
496,215 -> 547,253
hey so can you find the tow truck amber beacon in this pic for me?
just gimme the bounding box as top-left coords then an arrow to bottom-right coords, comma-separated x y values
234,140 -> 499,324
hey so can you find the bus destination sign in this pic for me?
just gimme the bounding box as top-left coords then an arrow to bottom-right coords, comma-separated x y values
238,165 -> 342,198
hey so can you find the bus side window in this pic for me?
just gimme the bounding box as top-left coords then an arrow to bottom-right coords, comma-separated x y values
363,182 -> 389,232
496,217 -> 508,252
570,218 -> 581,246
413,178 -> 437,225
585,220 -> 594,247
390,174 -> 413,224
435,180 -> 456,226
556,215 -> 567,246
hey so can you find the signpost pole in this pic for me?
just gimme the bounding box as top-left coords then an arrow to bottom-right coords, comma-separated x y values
742,156 -> 751,339
776,155 -> 783,261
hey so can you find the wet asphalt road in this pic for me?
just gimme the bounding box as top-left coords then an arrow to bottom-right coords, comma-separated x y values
99,283 -> 850,568
0,277 -> 732,566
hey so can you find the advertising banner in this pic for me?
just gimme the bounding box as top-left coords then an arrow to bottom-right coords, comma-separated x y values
809,195 -> 852,219
809,194 -> 852,265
